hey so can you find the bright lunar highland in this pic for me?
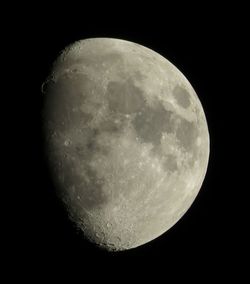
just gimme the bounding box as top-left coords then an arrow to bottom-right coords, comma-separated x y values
42,38 -> 209,251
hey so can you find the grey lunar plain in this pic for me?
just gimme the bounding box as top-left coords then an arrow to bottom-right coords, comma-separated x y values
42,38 -> 209,251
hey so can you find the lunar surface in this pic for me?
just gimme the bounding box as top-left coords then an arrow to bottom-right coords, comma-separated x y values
42,38 -> 209,251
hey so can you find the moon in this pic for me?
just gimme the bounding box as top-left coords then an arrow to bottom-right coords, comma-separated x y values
42,38 -> 209,251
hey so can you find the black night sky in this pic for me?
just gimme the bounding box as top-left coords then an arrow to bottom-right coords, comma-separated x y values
7,3 -> 244,280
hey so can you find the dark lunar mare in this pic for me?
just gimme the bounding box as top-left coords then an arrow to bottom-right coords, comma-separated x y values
106,78 -> 198,171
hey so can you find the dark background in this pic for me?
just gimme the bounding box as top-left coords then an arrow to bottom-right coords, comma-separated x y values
7,3 -> 245,280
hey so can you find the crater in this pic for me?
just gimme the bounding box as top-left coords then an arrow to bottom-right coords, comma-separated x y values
173,85 -> 191,108
106,79 -> 146,114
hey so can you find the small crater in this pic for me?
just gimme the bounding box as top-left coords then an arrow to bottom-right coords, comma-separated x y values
173,85 -> 191,108
115,236 -> 121,242
64,139 -> 71,146
41,80 -> 50,94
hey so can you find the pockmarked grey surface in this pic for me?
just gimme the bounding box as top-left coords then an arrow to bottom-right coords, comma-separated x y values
42,38 -> 209,251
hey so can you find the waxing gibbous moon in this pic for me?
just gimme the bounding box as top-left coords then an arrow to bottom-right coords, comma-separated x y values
42,38 -> 209,251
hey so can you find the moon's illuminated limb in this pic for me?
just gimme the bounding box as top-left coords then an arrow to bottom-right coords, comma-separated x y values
42,38 -> 209,251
